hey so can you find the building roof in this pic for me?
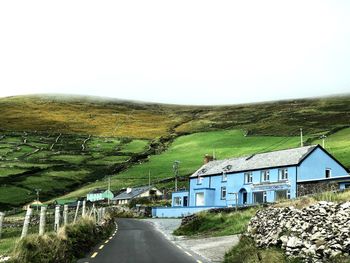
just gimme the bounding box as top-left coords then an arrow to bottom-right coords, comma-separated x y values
112,186 -> 156,200
190,145 -> 318,178
88,188 -> 107,194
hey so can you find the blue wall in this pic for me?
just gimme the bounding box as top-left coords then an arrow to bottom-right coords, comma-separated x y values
152,206 -> 225,218
172,191 -> 189,207
298,148 -> 348,181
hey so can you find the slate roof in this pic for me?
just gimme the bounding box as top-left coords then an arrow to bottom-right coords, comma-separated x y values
190,145 -> 318,178
112,186 -> 155,200
88,189 -> 107,194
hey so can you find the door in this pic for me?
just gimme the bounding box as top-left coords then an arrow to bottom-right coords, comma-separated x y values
195,192 -> 204,206
243,192 -> 247,204
183,196 -> 188,207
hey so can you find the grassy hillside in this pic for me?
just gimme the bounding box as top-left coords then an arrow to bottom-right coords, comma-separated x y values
58,129 -> 309,199
0,94 -> 350,207
0,94 -> 349,138
0,130 -> 149,209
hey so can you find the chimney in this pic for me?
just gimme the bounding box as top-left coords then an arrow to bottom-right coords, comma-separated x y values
126,187 -> 132,194
204,154 -> 214,164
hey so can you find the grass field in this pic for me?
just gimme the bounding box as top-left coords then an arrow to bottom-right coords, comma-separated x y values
0,130 -> 150,210
58,129 -> 310,199
1,94 -> 350,208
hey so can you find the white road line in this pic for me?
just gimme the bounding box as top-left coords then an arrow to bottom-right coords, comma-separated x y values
99,245 -> 104,250
105,240 -> 109,244
176,245 -> 182,249
185,251 -> 192,257
91,252 -> 98,258
196,260 -> 203,263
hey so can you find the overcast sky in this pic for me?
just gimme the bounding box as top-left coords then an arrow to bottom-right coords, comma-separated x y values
0,1 -> 349,105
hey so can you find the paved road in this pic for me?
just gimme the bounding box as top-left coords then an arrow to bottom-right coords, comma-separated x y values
78,218 -> 205,263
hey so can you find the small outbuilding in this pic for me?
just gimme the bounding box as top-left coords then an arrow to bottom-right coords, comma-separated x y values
112,186 -> 163,205
87,189 -> 114,202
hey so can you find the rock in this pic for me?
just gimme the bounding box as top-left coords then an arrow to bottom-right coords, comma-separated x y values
287,237 -> 303,248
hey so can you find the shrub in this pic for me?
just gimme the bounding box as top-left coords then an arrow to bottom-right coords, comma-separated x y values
11,217 -> 114,263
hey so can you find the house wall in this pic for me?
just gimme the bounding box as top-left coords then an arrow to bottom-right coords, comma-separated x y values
298,148 -> 348,181
189,166 -> 297,206
139,188 -> 163,198
172,191 -> 189,207
152,206 -> 225,218
87,193 -> 103,202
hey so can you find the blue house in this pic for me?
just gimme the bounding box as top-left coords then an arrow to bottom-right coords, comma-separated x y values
152,145 -> 349,217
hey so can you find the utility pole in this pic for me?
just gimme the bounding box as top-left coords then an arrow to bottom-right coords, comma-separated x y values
173,161 -> 180,192
300,128 -> 303,147
35,189 -> 41,211
108,176 -> 111,205
320,135 -> 327,148
148,170 -> 151,188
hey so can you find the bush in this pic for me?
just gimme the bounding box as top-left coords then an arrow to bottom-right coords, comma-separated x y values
11,217 -> 115,263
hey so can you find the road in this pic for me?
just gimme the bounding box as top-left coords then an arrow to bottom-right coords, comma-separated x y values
78,218 -> 206,263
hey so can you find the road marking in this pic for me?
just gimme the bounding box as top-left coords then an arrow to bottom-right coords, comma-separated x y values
99,245 -> 104,250
105,240 -> 109,244
185,251 -> 192,257
196,260 -> 203,263
109,237 -> 113,240
176,245 -> 182,249
91,252 -> 98,258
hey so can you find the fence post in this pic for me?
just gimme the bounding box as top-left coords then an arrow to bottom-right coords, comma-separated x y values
54,205 -> 60,232
82,200 -> 86,217
39,206 -> 47,235
74,201 -> 80,223
0,212 -> 4,239
21,207 -> 33,239
63,205 -> 68,225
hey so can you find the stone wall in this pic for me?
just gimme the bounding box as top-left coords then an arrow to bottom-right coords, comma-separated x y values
247,201 -> 350,262
297,181 -> 339,196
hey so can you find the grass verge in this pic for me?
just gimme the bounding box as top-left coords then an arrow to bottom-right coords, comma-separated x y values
173,208 -> 257,237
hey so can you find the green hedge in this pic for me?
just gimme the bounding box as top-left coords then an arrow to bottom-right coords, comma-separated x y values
11,217 -> 114,263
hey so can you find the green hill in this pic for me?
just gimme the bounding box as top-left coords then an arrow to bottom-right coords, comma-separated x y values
0,94 -> 349,208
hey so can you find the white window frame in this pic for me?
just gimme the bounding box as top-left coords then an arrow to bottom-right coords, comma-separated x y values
174,197 -> 182,206
197,176 -> 203,184
221,186 -> 227,200
261,170 -> 270,182
244,172 -> 253,184
325,168 -> 332,178
279,168 -> 288,181
222,172 -> 227,182
263,191 -> 267,203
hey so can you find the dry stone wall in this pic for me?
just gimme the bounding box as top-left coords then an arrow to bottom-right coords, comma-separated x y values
247,201 -> 350,262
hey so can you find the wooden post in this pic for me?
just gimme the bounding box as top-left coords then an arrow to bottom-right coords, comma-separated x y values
63,205 -> 68,225
74,201 -> 80,223
39,206 -> 47,235
21,208 -> 33,239
54,205 -> 60,232
82,200 -> 86,217
0,212 -> 4,239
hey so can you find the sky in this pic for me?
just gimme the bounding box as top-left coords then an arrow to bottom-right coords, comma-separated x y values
0,1 -> 349,105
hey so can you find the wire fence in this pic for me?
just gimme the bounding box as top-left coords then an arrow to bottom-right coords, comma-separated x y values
0,202 -> 107,241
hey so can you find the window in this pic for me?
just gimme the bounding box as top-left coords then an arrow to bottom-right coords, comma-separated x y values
261,170 -> 270,182
279,169 -> 288,181
275,190 -> 291,201
244,172 -> 253,184
197,176 -> 203,184
253,191 -> 267,203
222,172 -> 227,182
221,187 -> 227,200
195,192 -> 205,206
174,197 -> 182,206
325,168 -> 332,178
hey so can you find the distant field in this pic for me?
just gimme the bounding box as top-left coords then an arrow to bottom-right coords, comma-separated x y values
59,129 -> 309,199
1,94 -> 350,208
0,95 -> 349,138
0,131 -> 150,209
